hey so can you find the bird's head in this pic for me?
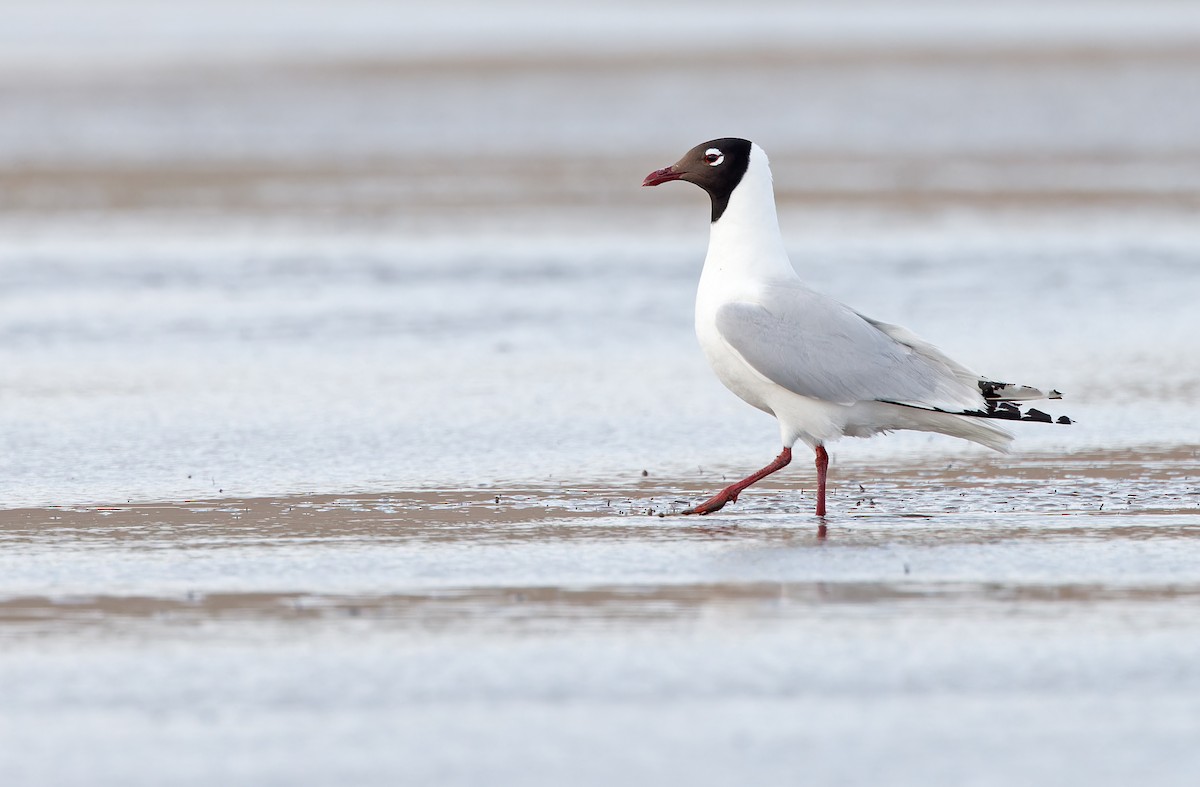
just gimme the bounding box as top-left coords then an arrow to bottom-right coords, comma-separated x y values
642,137 -> 754,222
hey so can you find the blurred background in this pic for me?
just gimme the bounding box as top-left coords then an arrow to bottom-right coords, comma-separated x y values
2,0 -> 1200,505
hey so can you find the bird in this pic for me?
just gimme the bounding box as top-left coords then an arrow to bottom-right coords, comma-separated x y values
642,138 -> 1069,517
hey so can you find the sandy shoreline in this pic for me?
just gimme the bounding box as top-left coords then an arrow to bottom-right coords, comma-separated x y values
4,445 -> 1194,518
6,578 -> 1200,630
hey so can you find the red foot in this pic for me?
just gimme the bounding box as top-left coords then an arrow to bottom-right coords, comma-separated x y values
680,489 -> 738,515
679,447 -> 792,516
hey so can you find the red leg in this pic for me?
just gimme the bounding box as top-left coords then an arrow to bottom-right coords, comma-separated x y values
682,447 -> 792,515
815,445 -> 829,517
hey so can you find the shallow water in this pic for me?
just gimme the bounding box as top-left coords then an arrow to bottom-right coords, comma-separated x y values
3,452 -> 1199,786
3,3 -> 1200,786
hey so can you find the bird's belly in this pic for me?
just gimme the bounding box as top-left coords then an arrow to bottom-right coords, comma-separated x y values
695,315 -> 776,415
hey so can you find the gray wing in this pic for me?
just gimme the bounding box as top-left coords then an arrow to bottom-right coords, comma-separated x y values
714,285 -> 985,409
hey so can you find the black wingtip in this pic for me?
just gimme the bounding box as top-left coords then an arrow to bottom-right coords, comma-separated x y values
961,404 -> 1073,424
879,399 -> 1074,425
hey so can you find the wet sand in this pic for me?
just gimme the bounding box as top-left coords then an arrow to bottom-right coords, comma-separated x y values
3,446 -> 1196,620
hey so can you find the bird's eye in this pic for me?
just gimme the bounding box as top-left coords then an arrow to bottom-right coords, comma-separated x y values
704,148 -> 724,166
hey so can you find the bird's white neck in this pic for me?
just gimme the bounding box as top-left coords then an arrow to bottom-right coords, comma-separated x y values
702,144 -> 796,283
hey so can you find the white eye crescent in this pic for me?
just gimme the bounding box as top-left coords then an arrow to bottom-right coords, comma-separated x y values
704,148 -> 724,166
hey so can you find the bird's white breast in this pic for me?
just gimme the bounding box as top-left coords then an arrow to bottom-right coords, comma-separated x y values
695,267 -> 774,414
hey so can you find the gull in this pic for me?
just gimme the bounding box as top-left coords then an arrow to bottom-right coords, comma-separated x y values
642,138 -> 1069,516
